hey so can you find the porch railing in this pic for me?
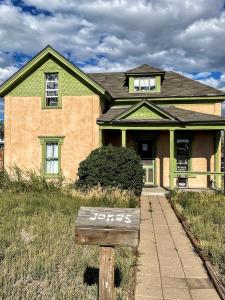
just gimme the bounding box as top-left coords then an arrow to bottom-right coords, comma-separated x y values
173,171 -> 225,190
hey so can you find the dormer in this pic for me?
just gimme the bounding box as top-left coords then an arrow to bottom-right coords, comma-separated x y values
125,64 -> 165,93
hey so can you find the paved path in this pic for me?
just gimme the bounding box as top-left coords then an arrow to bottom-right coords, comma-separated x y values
135,195 -> 220,300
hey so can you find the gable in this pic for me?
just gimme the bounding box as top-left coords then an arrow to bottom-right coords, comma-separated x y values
0,45 -> 106,97
9,57 -> 94,97
116,100 -> 175,121
123,105 -> 164,120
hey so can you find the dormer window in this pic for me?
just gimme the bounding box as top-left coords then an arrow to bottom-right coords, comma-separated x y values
134,77 -> 156,92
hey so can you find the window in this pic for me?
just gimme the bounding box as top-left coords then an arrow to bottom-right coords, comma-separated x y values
46,142 -> 59,174
134,77 -> 156,92
45,73 -> 58,106
39,137 -> 64,177
176,138 -> 191,171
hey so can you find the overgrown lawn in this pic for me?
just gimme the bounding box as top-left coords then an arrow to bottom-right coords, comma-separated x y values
171,191 -> 225,284
0,174 -> 138,299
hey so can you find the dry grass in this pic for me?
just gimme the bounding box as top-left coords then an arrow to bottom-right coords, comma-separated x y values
171,191 -> 225,284
0,170 -> 138,299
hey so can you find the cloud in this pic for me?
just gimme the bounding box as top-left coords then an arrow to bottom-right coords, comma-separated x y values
197,73 -> 225,91
0,0 -> 224,93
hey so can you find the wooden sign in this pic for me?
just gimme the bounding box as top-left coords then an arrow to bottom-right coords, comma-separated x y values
75,207 -> 140,247
75,207 -> 140,300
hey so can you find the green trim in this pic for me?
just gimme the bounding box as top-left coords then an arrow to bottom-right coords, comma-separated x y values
174,171 -> 224,175
129,77 -> 134,93
116,100 -> 175,120
121,129 -> 126,147
169,130 -> 175,190
155,76 -> 161,93
99,125 -> 225,130
128,75 -> 161,94
114,96 -> 225,103
214,130 -> 221,188
175,135 -> 194,175
39,136 -> 64,178
42,72 -> 62,109
0,45 -> 106,97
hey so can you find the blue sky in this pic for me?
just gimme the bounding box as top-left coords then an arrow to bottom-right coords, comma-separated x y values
0,0 -> 225,120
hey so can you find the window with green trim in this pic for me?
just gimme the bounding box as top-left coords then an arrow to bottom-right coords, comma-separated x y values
45,73 -> 59,106
39,137 -> 64,177
176,138 -> 191,171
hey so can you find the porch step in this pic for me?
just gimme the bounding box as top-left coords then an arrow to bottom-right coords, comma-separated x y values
141,186 -> 169,196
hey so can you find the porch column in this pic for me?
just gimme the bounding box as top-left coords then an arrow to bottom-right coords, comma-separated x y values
214,130 -> 221,189
169,129 -> 175,190
99,128 -> 103,147
121,129 -> 126,147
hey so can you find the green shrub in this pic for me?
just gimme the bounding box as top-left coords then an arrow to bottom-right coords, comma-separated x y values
76,145 -> 144,195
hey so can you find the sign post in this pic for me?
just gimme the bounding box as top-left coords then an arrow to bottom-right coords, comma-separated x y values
75,207 -> 140,300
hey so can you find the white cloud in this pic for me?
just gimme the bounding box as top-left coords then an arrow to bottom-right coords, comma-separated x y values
197,73 -> 225,91
0,66 -> 18,85
0,0 -> 224,92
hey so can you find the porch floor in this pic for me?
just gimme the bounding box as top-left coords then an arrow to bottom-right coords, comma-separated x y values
135,195 -> 220,300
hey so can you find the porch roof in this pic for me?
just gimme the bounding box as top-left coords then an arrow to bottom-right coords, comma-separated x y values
97,103 -> 225,126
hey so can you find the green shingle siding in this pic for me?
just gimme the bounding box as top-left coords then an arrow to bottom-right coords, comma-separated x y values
9,58 -> 94,98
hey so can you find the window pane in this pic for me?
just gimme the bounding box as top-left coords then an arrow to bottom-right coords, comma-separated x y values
176,139 -> 190,171
46,97 -> 58,106
46,159 -> 58,174
46,74 -> 58,81
45,73 -> 58,106
45,142 -> 59,174
46,144 -> 53,158
150,78 -> 156,90
46,90 -> 58,97
46,143 -> 58,159
53,143 -> 58,158
47,82 -> 58,89
134,79 -> 139,91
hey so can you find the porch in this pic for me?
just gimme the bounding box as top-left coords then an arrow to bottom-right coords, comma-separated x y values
99,127 -> 225,190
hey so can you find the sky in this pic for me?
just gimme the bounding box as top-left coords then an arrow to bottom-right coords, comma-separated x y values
0,0 -> 225,120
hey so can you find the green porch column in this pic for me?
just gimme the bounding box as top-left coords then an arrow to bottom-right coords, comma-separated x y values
169,129 -> 175,190
121,129 -> 126,147
214,130 -> 221,188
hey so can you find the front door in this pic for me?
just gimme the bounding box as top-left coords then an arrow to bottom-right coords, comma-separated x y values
138,140 -> 155,186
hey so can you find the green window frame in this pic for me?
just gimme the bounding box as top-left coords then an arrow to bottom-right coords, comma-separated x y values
42,72 -> 62,109
129,75 -> 161,93
175,136 -> 193,172
39,137 -> 64,177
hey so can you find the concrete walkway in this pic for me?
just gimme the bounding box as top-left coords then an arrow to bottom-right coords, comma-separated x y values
135,196 -> 220,300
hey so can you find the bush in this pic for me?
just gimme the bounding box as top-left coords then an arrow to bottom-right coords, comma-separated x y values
76,145 -> 144,195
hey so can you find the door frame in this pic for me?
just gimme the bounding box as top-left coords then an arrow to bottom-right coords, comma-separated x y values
136,137 -> 157,186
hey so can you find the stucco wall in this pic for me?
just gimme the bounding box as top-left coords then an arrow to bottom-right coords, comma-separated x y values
4,95 -> 100,180
173,102 -> 221,116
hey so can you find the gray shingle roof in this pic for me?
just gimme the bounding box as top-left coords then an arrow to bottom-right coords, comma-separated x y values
97,103 -> 225,125
125,64 -> 164,74
88,71 -> 225,99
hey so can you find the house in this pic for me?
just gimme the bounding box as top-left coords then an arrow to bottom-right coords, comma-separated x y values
0,45 -> 225,189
